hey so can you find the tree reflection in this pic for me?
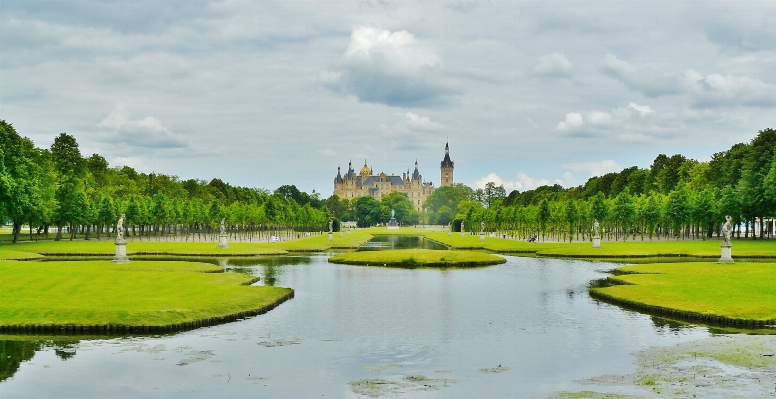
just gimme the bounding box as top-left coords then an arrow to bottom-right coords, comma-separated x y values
1,340 -> 43,382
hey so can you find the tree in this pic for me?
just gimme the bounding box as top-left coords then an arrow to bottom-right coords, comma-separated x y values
738,128 -> 776,238
0,121 -> 51,243
354,196 -> 382,227
381,192 -> 418,225
612,188 -> 635,240
483,182 -> 506,208
565,199 -> 579,242
50,133 -> 85,177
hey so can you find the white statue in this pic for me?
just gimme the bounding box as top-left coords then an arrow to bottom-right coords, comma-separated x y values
722,215 -> 732,245
391,209 -> 395,219
219,218 -> 226,235
329,219 -> 333,233
480,221 -> 485,233
461,221 -> 464,232
593,219 -> 600,238
116,214 -> 125,242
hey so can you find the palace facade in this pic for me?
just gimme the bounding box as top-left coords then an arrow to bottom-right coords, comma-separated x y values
333,142 -> 455,212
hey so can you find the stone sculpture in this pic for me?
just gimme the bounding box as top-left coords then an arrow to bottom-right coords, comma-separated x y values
116,213 -> 126,243
112,214 -> 130,264
592,219 -> 601,248
722,215 -> 732,245
719,215 -> 733,263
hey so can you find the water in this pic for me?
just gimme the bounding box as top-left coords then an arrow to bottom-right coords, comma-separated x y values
358,235 -> 449,251
0,255 -> 711,398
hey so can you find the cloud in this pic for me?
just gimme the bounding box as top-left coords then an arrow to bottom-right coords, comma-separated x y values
556,103 -> 657,139
680,71 -> 776,108
475,172 -> 571,191
531,52 -> 572,78
562,160 -> 623,178
320,26 -> 458,107
602,54 -> 679,97
378,112 -> 445,151
112,156 -> 148,172
316,148 -> 336,157
603,54 -> 776,107
98,104 -> 190,149
404,112 -> 444,130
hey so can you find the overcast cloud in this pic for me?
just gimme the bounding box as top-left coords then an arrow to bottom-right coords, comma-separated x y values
2,1 -> 775,195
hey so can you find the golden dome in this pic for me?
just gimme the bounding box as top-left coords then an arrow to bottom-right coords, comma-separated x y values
360,160 -> 372,176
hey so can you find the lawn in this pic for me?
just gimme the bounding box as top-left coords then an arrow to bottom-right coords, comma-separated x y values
536,239 -> 776,259
592,262 -> 776,322
328,249 -> 506,268
0,229 -> 376,255
0,260 -> 292,328
1,240 -> 287,256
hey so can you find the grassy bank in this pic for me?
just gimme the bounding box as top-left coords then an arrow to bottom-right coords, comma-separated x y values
591,262 -> 776,326
328,249 -> 506,268
0,229 -> 375,255
0,260 -> 292,333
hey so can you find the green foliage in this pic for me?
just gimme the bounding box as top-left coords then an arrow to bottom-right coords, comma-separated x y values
354,196 -> 382,227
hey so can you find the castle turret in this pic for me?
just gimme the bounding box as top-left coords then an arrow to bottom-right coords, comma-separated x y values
440,141 -> 454,187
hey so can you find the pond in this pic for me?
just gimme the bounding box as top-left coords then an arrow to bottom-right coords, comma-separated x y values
0,255 -> 711,398
357,235 -> 449,251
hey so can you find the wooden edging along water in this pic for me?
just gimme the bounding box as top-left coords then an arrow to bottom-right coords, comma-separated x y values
589,289 -> 775,329
0,289 -> 293,336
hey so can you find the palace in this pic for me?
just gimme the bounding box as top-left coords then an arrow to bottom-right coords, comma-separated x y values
334,142 -> 455,212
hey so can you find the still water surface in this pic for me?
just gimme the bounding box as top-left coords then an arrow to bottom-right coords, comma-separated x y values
0,255 -> 710,398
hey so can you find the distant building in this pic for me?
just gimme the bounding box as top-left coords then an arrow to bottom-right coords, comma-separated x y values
333,142 -> 454,212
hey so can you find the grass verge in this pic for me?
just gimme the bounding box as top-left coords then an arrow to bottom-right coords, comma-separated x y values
591,262 -> 776,327
328,249 -> 506,268
0,260 -> 292,333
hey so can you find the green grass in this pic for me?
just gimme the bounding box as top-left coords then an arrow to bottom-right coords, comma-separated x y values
592,262 -> 776,321
0,240 -> 287,256
0,260 -> 292,327
0,247 -> 42,260
0,229 -> 376,254
328,249 -> 506,268
536,239 -> 776,259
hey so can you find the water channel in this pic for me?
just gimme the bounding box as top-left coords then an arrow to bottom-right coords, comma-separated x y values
0,242 -> 713,398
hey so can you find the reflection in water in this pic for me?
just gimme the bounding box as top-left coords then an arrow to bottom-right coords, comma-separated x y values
223,256 -> 312,286
358,235 -> 449,251
1,341 -> 42,382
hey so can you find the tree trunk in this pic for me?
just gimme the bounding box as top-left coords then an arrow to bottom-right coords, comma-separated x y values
12,221 -> 21,244
55,225 -> 63,241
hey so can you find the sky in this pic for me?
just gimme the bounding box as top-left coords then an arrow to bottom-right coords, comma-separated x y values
2,1 -> 776,197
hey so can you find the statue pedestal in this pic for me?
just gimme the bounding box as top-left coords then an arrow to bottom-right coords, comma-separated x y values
328,233 -> 333,241
480,233 -> 485,242
112,241 -> 130,264
347,230 -> 351,235
448,230 -> 451,236
592,237 -> 601,248
218,234 -> 229,249
460,232 -> 465,238
339,231 -> 343,237
719,243 -> 733,263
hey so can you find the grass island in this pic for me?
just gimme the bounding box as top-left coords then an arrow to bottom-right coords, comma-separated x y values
0,259 -> 292,334
328,248 -> 506,268
590,261 -> 776,328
